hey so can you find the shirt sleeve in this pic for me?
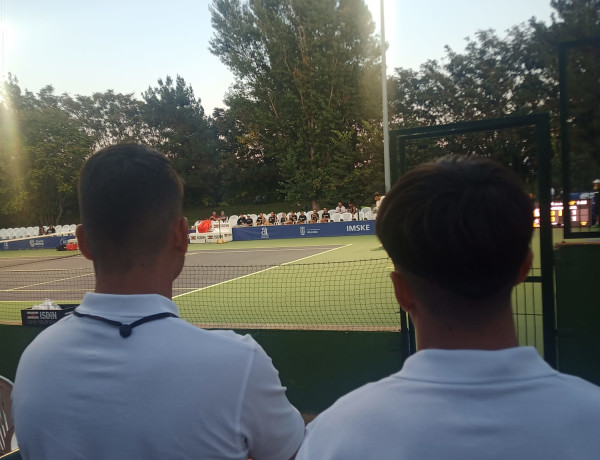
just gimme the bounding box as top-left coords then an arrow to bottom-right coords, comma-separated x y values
240,341 -> 305,460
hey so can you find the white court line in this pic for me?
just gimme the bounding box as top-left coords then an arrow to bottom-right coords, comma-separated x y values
185,246 -> 340,256
6,268 -> 90,272
5,273 -> 94,291
173,244 -> 351,299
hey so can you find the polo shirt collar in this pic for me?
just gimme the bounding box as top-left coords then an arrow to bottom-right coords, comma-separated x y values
399,347 -> 556,384
75,292 -> 179,322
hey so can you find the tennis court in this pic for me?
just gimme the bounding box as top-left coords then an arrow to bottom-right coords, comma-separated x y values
0,236 -> 400,330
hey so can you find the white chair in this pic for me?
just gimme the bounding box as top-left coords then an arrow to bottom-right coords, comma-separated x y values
0,229 -> 6,240
228,216 -> 238,227
341,212 -> 352,222
331,213 -> 341,222
55,225 -> 63,233
69,224 -> 77,232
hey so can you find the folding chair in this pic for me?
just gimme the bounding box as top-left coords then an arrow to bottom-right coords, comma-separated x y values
0,376 -> 17,456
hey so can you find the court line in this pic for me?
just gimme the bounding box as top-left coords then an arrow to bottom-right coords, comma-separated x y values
185,245 -> 341,256
173,244 -> 351,299
3,268 -> 91,273
5,273 -> 95,291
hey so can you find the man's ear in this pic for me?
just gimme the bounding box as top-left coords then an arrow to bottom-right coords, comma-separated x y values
172,216 -> 189,255
390,270 -> 416,313
75,224 -> 93,261
515,248 -> 533,286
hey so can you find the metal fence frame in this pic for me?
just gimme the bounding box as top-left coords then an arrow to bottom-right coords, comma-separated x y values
558,38 -> 600,239
390,113 -> 556,368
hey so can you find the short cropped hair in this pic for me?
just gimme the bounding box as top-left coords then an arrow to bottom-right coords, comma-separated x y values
78,144 -> 184,271
376,156 -> 533,302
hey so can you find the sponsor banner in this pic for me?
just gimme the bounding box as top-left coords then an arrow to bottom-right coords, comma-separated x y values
0,235 -> 72,251
232,221 -> 375,241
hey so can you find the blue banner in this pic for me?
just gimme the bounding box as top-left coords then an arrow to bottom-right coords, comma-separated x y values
0,235 -> 74,251
232,221 -> 375,241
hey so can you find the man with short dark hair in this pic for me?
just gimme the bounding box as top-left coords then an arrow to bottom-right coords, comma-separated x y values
236,213 -> 247,226
13,144 -> 304,460
297,156 -> 600,460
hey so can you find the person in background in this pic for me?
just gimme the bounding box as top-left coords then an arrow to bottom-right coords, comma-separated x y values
297,156 -> 600,460
245,214 -> 254,227
297,211 -> 307,224
219,210 -> 228,222
268,211 -> 277,225
236,214 -> 247,227
592,178 -> 600,228
335,202 -> 346,213
209,210 -> 219,221
347,203 -> 358,220
320,208 -> 331,223
45,225 -> 56,234
12,143 -> 304,460
372,192 -> 385,214
38,226 -> 45,236
256,212 -> 267,226
310,210 -> 319,223
285,211 -> 297,225
280,212 -> 288,225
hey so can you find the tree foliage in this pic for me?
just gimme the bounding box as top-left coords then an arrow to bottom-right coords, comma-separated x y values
142,76 -> 219,206
0,75 -> 218,227
210,0 -> 383,207
387,0 -> 600,190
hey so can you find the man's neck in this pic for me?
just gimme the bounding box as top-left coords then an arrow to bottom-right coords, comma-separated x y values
414,306 -> 519,351
94,270 -> 173,299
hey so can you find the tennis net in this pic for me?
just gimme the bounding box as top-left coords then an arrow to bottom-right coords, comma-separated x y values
0,258 -> 401,331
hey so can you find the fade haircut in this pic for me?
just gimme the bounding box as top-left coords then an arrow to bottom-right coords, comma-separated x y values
78,144 -> 184,271
376,156 -> 533,304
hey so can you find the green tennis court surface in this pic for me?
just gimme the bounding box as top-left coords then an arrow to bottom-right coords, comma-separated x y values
0,236 -> 399,330
0,232 -> 554,338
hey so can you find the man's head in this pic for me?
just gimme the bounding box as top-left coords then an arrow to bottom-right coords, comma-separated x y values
593,179 -> 600,191
78,144 -> 185,274
377,156 -> 533,314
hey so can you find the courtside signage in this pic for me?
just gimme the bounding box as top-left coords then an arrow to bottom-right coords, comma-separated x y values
232,221 -> 375,241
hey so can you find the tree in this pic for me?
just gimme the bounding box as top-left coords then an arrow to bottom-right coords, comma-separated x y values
530,0 -> 600,189
387,0 -> 600,190
64,90 -> 147,149
0,78 -> 94,226
142,76 -> 219,206
210,0 -> 382,207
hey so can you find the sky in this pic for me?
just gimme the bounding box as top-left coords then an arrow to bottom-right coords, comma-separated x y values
0,0 -> 555,115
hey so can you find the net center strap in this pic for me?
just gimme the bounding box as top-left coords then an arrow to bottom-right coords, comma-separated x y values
73,310 -> 178,338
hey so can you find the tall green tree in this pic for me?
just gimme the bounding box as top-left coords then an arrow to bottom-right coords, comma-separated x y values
0,78 -> 94,226
388,0 -> 600,190
530,0 -> 600,188
210,0 -> 383,207
142,76 -> 219,206
64,90 -> 147,149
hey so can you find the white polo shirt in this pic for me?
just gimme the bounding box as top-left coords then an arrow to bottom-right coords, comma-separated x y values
13,293 -> 304,460
297,347 -> 600,460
